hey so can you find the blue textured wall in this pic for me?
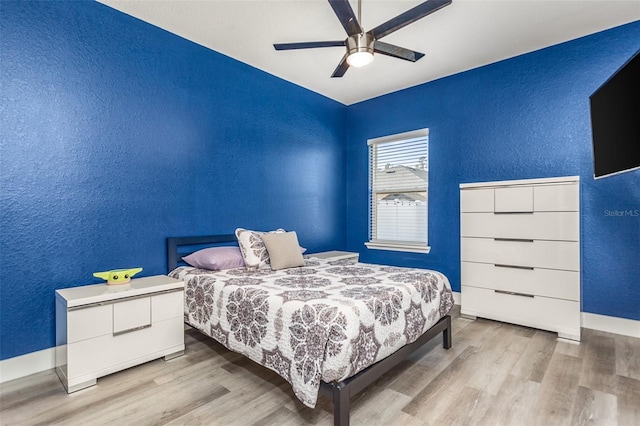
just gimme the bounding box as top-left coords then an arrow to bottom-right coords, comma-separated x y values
0,1 -> 346,360
346,21 -> 640,321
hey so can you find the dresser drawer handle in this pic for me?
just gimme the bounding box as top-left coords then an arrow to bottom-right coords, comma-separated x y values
113,323 -> 151,336
494,290 -> 534,298
494,211 -> 533,215
494,264 -> 534,271
494,238 -> 534,243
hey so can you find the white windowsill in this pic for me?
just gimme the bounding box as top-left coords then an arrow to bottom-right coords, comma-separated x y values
365,242 -> 431,254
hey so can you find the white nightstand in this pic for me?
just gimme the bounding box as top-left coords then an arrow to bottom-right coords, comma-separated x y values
55,275 -> 185,393
306,251 -> 359,261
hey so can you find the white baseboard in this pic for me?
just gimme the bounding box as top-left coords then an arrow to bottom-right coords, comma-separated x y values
1,297 -> 637,384
0,347 -> 55,384
582,312 -> 640,339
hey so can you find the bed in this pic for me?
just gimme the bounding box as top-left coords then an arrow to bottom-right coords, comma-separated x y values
167,234 -> 454,426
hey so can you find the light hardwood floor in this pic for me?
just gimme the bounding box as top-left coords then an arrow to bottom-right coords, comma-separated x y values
2,306 -> 639,425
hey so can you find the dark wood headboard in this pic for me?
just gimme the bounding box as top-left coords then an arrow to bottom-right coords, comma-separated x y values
166,234 -> 237,272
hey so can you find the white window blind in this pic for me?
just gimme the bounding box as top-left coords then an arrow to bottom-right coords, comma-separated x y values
366,129 -> 429,253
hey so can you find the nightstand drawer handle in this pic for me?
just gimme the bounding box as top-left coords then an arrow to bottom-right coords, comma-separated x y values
494,290 -> 534,298
113,324 -> 151,336
494,264 -> 534,270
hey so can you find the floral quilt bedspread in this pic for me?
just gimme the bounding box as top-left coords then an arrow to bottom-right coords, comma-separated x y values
169,257 -> 454,407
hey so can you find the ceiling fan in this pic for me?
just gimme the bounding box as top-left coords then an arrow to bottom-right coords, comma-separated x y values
274,0 -> 452,78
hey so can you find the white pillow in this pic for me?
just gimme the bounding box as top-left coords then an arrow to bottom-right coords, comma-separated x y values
261,231 -> 306,271
235,227 -> 285,269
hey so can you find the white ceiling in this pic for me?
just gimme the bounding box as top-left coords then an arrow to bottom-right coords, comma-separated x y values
98,0 -> 640,105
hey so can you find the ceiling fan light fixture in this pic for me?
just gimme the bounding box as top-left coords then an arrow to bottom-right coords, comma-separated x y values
347,51 -> 374,68
346,33 -> 374,68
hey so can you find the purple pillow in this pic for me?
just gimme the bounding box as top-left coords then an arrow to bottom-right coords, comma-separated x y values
182,246 -> 245,270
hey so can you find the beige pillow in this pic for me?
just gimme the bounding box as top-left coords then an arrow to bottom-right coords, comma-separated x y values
261,231 -> 305,271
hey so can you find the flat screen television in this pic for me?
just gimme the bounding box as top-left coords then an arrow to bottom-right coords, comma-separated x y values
589,50 -> 640,179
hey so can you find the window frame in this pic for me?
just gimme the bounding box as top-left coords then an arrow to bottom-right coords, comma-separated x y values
365,128 -> 431,254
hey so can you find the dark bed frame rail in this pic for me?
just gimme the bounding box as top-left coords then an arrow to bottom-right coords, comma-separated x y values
167,235 -> 452,426
320,314 -> 451,426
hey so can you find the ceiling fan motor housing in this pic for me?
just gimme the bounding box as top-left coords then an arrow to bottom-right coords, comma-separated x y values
346,33 -> 375,67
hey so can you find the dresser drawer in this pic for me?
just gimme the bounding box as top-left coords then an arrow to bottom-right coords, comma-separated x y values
495,186 -> 533,213
461,285 -> 581,338
461,261 -> 579,301
461,188 -> 494,212
534,183 -> 579,211
461,211 -> 579,241
461,237 -> 579,271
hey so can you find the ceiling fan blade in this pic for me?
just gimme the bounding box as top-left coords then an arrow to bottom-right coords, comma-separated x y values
274,41 -> 345,50
374,41 -> 425,62
368,0 -> 452,40
328,0 -> 363,36
331,53 -> 350,78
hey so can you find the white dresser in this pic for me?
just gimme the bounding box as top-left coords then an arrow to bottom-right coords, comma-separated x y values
55,275 -> 185,392
460,176 -> 581,341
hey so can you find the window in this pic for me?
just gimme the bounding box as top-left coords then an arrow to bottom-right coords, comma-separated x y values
366,129 -> 430,253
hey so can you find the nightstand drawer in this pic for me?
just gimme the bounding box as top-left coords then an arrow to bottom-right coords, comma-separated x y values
68,305 -> 112,343
152,291 -> 183,322
113,297 -> 151,335
67,317 -> 183,381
